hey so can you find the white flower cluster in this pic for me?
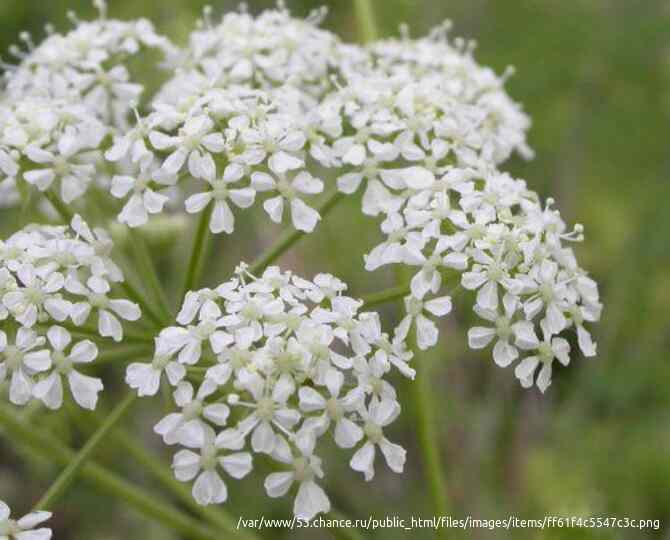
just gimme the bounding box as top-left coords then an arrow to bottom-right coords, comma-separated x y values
158,3 -> 351,104
0,215 -> 140,409
117,87 -> 330,233
126,265 -> 413,520
0,1 -> 603,522
3,3 -> 174,123
0,1 -> 174,206
0,499 -> 51,540
333,25 -> 603,392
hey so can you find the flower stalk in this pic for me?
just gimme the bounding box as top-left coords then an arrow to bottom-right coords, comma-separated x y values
249,188 -> 343,275
34,392 -> 137,511
119,279 -> 166,329
0,404 -> 216,540
360,283 -> 410,309
181,200 -> 214,302
412,350 -> 450,529
127,229 -> 174,324
43,190 -> 74,223
353,0 -> 379,43
109,427 -> 256,540
396,265 -> 450,533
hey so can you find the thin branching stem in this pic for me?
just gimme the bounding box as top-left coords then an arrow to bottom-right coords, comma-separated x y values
34,393 -> 137,510
395,267 -> 450,532
353,0 -> 379,43
91,344 -> 153,366
127,229 -> 174,323
120,279 -> 166,329
181,200 -> 213,302
43,190 -> 74,223
107,426 -> 257,540
249,188 -> 343,275
360,283 -> 410,309
49,320 -> 154,346
413,355 -> 450,528
0,405 -> 216,540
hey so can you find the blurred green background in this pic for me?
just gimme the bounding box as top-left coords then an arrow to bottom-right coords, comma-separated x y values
1,1 -> 669,538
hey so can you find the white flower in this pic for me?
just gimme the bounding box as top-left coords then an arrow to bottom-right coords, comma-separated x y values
172,427 -> 252,506
177,287 -> 231,326
2,264 -> 69,328
70,215 -> 124,282
0,178 -> 20,209
0,148 -> 19,178
467,293 -> 521,368
126,344 -> 186,397
165,315 -> 234,367
405,238 -> 469,300
520,259 -> 569,334
0,500 -> 52,540
251,170 -> 323,232
32,326 -> 102,410
461,247 -> 519,312
230,371 -> 300,454
105,118 -> 153,164
82,65 -> 142,121
396,295 -> 453,350
23,127 -> 101,203
149,115 -> 225,178
352,354 -> 397,402
155,380 -> 230,446
111,159 -> 175,227
513,322 -> 571,393
350,399 -> 406,481
67,275 -> 141,342
299,368 -> 364,448
0,328 -> 50,406
185,163 -> 256,234
264,432 -> 331,521
567,303 -> 598,357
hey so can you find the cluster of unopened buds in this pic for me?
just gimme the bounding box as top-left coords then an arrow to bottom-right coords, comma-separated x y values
0,0 -> 601,523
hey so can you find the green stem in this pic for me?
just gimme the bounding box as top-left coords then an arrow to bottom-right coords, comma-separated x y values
395,269 -> 449,531
43,190 -> 74,223
0,405 -> 215,540
108,427 -> 256,540
181,201 -> 213,302
48,320 -> 154,346
120,279 -> 166,330
353,0 -> 379,43
360,283 -> 410,309
34,393 -> 137,510
249,188 -> 344,275
127,229 -> 173,323
413,356 -> 449,527
91,344 -> 153,367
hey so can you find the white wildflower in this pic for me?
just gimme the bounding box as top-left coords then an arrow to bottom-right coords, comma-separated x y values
0,500 -> 52,540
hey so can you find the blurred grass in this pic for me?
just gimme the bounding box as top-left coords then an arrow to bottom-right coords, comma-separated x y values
1,1 -> 669,539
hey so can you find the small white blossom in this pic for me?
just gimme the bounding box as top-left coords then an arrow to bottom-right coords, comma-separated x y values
251,170 -> 324,233
350,399 -> 406,481
67,275 -> 141,342
172,426 -> 252,506
33,326 -> 103,410
0,500 -> 52,540
0,328 -> 50,406
264,432 -> 331,521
